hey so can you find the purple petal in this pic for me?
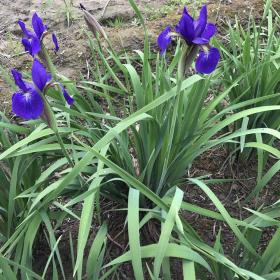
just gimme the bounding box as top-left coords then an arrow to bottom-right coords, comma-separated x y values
22,38 -> 32,55
47,73 -> 52,82
30,37 -> 41,56
58,82 -> 74,105
12,91 -> 43,120
193,5 -> 207,38
176,14 -> 194,43
32,13 -> 47,39
11,70 -> 27,92
32,58 -> 48,92
182,7 -> 194,22
157,27 -> 172,56
18,21 -> 36,38
192,37 -> 209,45
22,37 -> 41,56
11,69 -> 36,92
52,33 -> 59,51
195,47 -> 220,74
201,23 -> 216,40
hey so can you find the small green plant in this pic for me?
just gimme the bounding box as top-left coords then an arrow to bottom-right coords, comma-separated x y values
145,2 -> 175,20
6,26 -> 20,58
145,0 -> 209,20
107,16 -> 124,27
44,0 -> 76,27
131,17 -> 141,26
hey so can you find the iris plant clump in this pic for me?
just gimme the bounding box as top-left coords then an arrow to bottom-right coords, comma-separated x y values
1,0 -> 280,279
158,5 -> 220,74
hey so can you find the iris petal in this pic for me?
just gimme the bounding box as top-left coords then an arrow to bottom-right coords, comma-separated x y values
58,82 -> 74,105
176,14 -> 194,43
195,47 -> 220,74
22,37 -> 41,56
11,70 -> 28,92
18,21 -> 36,38
11,69 -> 36,92
157,27 -> 171,56
201,23 -> 216,40
52,33 -> 59,51
32,13 -> 47,39
12,91 -> 43,120
22,38 -> 32,55
30,37 -> 41,56
192,37 -> 208,44
193,5 -> 207,38
47,73 -> 52,82
182,7 -> 194,22
32,58 -> 48,92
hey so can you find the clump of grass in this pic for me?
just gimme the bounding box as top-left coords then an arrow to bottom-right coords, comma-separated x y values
107,16 -> 124,27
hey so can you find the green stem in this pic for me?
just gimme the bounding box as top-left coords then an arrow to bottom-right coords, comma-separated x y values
54,131 -> 74,168
39,43 -> 65,103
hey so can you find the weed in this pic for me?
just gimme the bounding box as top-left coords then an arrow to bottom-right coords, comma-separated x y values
131,17 -> 141,26
144,0 -> 209,20
107,16 -> 124,27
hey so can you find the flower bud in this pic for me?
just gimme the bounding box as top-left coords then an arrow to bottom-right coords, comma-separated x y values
178,44 -> 200,78
80,3 -> 107,39
40,98 -> 58,132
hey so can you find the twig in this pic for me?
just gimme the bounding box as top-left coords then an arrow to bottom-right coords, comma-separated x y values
106,233 -> 125,251
0,51 -> 28,60
102,0 -> 112,17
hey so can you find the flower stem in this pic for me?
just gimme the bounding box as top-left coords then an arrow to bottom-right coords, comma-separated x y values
54,131 -> 74,168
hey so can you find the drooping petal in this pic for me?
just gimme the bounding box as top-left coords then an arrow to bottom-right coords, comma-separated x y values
182,6 -> 194,22
201,23 -> 216,40
58,82 -> 74,105
195,47 -> 220,74
22,38 -> 32,55
22,37 -> 41,56
193,5 -> 207,38
11,69 -> 36,92
32,13 -> 47,39
192,37 -> 209,45
157,27 -> 172,56
12,90 -> 44,120
176,14 -> 194,43
32,58 -> 48,92
52,33 -> 59,51
18,21 -> 36,38
11,70 -> 28,92
30,37 -> 41,56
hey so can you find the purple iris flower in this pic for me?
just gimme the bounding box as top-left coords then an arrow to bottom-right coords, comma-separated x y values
157,5 -> 220,74
18,13 -> 59,56
12,58 -> 74,120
